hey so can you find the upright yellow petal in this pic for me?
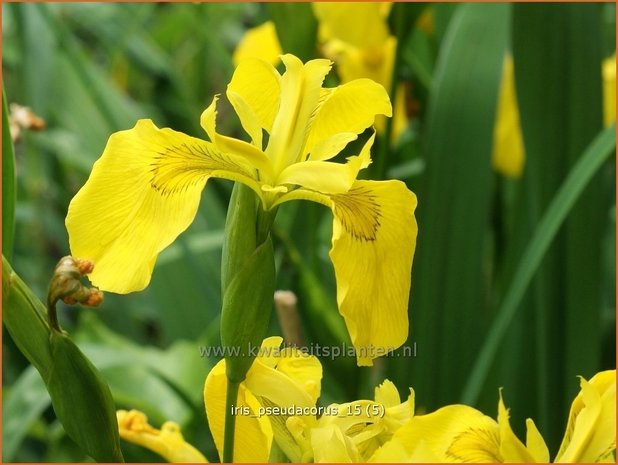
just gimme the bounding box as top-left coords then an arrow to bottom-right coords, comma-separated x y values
227,57 -> 282,143
492,55 -> 525,179
267,55 -> 333,173
233,21 -> 282,67
274,180 -> 417,366
66,120 -> 260,293
498,391 -> 542,462
117,410 -> 207,463
525,419 -> 550,463
555,371 -> 616,463
203,361 -> 273,463
304,79 -> 391,158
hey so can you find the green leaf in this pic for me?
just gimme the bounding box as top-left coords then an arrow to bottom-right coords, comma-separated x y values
461,123 -> 615,407
392,3 -> 510,409
2,90 -> 16,260
267,3 -> 318,62
495,4 -> 607,446
2,366 -> 51,462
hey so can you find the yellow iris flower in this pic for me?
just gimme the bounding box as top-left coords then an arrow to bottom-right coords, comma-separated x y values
203,336 -> 322,463
116,409 -> 207,463
116,351 -> 614,464
492,54 -> 525,179
66,54 -> 418,366
369,370 -> 616,463
233,4 -> 409,140
287,379 -> 414,462
493,53 -> 616,179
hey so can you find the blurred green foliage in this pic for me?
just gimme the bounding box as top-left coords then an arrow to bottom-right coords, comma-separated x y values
2,2 -> 615,462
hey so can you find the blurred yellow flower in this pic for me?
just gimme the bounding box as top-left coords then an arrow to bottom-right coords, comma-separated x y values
233,21 -> 281,67
602,54 -> 616,127
367,370 -> 615,463
493,53 -> 616,179
116,410 -> 207,463
313,2 -> 408,140
203,336 -> 322,462
492,54 -> 525,179
234,4 -> 409,140
66,54 -> 418,366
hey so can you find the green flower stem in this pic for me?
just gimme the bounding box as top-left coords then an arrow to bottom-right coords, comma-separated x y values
220,184 -> 277,461
223,379 -> 241,463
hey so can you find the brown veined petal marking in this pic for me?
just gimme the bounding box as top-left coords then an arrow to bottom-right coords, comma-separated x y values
328,180 -> 418,366
331,183 -> 383,242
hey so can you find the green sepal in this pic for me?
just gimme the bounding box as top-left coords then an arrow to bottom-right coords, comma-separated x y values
220,237 -> 276,383
3,256 -> 124,462
47,330 -> 124,463
221,183 -> 257,295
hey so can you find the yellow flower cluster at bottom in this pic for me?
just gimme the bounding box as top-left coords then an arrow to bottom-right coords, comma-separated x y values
117,338 -> 615,463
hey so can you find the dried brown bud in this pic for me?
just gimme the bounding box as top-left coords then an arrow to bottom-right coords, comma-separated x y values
9,103 -> 46,143
48,256 -> 104,331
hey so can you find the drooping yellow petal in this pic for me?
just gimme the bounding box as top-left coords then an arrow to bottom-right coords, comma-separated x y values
602,55 -> 616,127
66,120 -> 261,293
304,79 -> 391,159
203,360 -> 273,463
313,3 -> 391,50
555,370 -> 616,463
330,180 -> 417,365
492,54 -> 525,179
117,410 -> 207,463
274,180 -> 417,366
233,21 -> 282,67
227,57 -> 282,143
389,404 -> 502,462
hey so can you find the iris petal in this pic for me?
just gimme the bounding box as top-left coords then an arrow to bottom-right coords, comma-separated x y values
273,179 -> 417,366
227,57 -> 281,139
204,361 -> 273,463
304,79 -> 391,158
66,119 -> 260,293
